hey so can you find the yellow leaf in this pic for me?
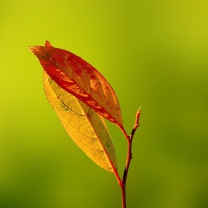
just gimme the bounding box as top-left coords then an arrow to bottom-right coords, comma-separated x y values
43,71 -> 117,172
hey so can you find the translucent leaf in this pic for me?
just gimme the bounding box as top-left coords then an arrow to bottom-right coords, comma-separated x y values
43,71 -> 117,172
29,41 -> 124,130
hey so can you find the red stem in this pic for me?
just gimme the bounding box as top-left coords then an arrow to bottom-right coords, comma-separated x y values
119,108 -> 141,208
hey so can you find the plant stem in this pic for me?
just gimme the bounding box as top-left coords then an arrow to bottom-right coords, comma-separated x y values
120,108 -> 141,208
121,182 -> 126,208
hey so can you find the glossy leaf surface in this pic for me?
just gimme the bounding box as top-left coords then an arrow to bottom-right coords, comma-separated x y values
43,72 -> 117,172
29,41 -> 124,129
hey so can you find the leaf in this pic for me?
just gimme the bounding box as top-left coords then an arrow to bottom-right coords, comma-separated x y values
29,41 -> 124,131
43,71 -> 117,172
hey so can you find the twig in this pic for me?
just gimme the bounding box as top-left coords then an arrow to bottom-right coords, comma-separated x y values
120,108 -> 141,208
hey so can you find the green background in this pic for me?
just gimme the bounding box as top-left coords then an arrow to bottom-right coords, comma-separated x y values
0,0 -> 207,208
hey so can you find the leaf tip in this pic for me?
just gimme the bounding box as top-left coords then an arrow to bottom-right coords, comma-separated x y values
28,40 -> 51,54
28,45 -> 38,54
45,40 -> 51,47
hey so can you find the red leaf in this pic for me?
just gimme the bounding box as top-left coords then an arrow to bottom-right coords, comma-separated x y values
29,41 -> 125,132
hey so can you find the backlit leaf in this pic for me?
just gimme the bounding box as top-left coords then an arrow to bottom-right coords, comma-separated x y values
43,71 -> 117,172
29,41 -> 124,131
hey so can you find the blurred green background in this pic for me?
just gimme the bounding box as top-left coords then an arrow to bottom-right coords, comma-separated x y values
0,0 -> 207,208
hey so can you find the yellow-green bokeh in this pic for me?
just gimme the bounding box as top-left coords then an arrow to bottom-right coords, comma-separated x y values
0,0 -> 207,207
